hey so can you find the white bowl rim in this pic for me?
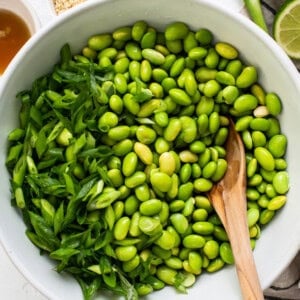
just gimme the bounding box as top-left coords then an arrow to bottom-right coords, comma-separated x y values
0,0 -> 300,299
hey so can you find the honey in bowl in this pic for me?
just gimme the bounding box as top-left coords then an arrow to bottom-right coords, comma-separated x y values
0,9 -> 31,74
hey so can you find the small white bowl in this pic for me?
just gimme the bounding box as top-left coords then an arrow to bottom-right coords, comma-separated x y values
0,0 -> 300,299
0,0 -> 40,38
0,0 -> 41,77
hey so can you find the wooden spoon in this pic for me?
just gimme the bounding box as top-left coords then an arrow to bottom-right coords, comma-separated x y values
208,119 -> 264,300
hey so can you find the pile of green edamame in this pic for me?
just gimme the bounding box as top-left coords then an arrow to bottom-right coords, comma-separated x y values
6,21 -> 289,300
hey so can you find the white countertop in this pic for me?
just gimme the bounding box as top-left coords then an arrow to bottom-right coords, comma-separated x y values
0,1 -> 244,299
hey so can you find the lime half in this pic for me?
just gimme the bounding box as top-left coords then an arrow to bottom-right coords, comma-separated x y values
273,0 -> 300,59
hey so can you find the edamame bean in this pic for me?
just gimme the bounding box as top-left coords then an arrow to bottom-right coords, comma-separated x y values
131,21 -> 148,41
107,169 -> 123,187
213,226 -> 229,241
268,134 -> 287,158
134,142 -> 153,165
183,31 -> 198,52
214,127 -> 229,145
129,60 -> 141,80
115,245 -> 137,261
188,251 -> 202,274
235,116 -> 253,132
252,131 -> 267,147
150,171 -> 172,192
195,28 -> 213,45
154,111 -> 169,128
136,125 -> 157,144
164,118 -> 182,141
140,60 -> 152,82
109,94 -> 123,114
183,234 -> 205,249
142,48 -> 166,65
250,118 -> 270,131
167,174 -> 179,199
216,71 -> 235,86
114,216 -> 131,240
236,66 -> 257,88
247,207 -> 260,227
164,256 -> 183,270
124,195 -> 139,216
265,92 -> 282,116
194,178 -> 213,192
190,140 -> 206,154
254,147 -> 275,171
138,216 -> 162,236
203,240 -> 219,259
112,139 -> 133,156
205,48 -> 219,69
123,255 -> 141,272
169,88 -> 192,106
165,22 -> 189,41
141,29 -> 157,49
192,221 -> 214,235
159,152 -> 176,176
149,82 -> 164,98
155,230 -> 176,250
122,152 -> 138,177
125,42 -> 142,61
268,195 -> 287,210
125,171 -> 146,188
152,245 -> 172,260
188,47 -> 208,60
272,171 -> 289,194
275,158 -> 287,170
179,150 -> 198,163
113,26 -> 132,41
170,213 -> 189,234
260,209 -> 275,225
115,56 -> 130,73
140,199 -> 162,216
202,161 -> 218,179
215,42 -> 238,59
159,203 -> 170,226
170,199 -> 185,212
166,39 -> 183,54
108,125 -> 131,141
195,67 -> 217,82
265,184 -> 277,198
178,182 -> 194,201
138,99 -> 163,118
206,258 -> 225,273
203,80 -> 221,98
88,34 -> 113,50
219,242 -> 234,264
156,266 -> 177,285
209,111 -> 220,134
234,94 -> 258,113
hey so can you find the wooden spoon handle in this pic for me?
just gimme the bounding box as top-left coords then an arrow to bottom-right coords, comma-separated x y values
223,191 -> 264,300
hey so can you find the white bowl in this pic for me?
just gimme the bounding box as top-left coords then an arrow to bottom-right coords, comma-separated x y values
0,0 -> 300,299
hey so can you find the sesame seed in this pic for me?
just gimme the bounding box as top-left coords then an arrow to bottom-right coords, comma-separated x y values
53,0 -> 86,14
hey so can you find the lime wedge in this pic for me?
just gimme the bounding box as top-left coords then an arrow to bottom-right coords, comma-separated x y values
273,0 -> 300,59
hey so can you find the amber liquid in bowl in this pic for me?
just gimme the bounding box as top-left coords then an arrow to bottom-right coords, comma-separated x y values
0,9 -> 31,74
